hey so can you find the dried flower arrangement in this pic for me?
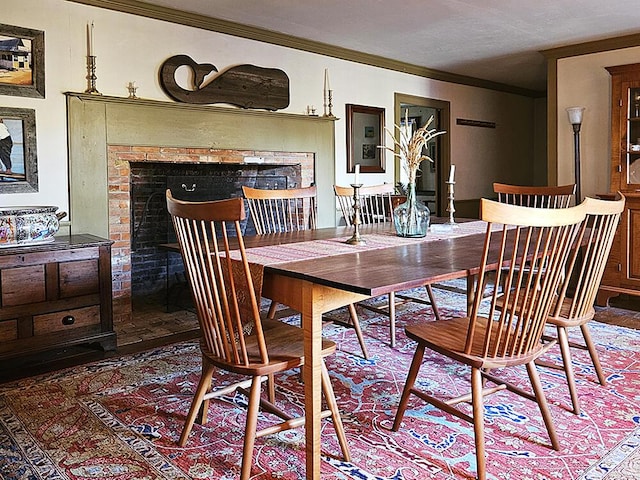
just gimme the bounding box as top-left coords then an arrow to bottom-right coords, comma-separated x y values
380,111 -> 446,185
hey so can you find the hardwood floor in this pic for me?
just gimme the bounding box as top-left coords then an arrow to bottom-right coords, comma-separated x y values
594,294 -> 640,330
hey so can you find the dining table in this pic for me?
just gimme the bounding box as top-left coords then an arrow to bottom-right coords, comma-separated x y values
161,218 -> 504,478
222,219 -> 506,479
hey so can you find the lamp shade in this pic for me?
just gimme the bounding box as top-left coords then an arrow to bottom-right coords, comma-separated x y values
567,106 -> 585,125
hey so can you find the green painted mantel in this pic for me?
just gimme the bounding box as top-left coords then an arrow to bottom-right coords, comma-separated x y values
66,92 -> 337,237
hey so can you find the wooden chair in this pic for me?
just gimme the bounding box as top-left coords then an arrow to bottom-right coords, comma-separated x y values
392,198 -> 586,480
334,184 -> 440,347
491,182 -> 577,291
242,185 -> 317,234
335,183 -> 397,225
243,185 -> 370,359
538,195 -> 625,414
493,182 -> 576,208
166,190 -> 350,479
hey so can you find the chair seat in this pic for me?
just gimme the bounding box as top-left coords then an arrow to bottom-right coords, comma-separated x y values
405,316 -> 544,369
546,298 -> 594,327
497,291 -> 595,328
202,318 -> 336,377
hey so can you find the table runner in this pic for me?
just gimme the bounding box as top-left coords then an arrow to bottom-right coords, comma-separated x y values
238,220 -> 492,266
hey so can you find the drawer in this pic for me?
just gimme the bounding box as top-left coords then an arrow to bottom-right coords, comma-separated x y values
33,305 -> 100,336
1,265 -> 46,306
0,319 -> 17,341
59,259 -> 99,298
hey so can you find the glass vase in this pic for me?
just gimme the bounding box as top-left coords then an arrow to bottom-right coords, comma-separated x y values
393,182 -> 430,237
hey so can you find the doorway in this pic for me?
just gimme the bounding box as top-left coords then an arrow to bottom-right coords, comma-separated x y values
394,93 -> 451,216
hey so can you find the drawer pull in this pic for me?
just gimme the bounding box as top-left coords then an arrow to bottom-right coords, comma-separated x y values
62,315 -> 76,326
182,183 -> 196,192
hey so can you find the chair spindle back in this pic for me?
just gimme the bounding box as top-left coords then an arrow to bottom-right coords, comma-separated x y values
242,185 -> 317,234
166,189 -> 268,367
552,195 -> 625,322
334,183 -> 395,225
494,183 -> 576,208
469,199 -> 586,359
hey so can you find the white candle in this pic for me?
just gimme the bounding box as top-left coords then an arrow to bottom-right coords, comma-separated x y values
448,164 -> 455,183
324,68 -> 331,91
354,164 -> 360,184
87,21 -> 94,56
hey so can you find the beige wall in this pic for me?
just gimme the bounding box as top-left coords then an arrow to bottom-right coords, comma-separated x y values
3,0 -> 539,226
556,46 -> 640,197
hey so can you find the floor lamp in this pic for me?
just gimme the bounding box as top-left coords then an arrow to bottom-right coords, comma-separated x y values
567,106 -> 585,203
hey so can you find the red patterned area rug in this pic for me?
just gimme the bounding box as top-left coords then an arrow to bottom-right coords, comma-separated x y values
1,288 -> 639,479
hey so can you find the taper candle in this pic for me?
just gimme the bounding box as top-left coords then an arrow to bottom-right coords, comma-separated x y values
324,68 -> 330,91
87,21 -> 94,56
448,164 -> 455,183
354,164 -> 360,184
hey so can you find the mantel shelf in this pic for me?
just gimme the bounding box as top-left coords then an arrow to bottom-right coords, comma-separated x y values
64,92 -> 337,122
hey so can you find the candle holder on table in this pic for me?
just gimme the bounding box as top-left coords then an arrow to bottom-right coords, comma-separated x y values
345,184 -> 366,245
84,56 -> 101,95
445,180 -> 458,226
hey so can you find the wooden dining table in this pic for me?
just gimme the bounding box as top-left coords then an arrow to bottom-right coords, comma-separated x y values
229,220 -> 502,479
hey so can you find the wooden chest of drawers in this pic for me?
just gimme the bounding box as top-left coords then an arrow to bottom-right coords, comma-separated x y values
0,234 -> 116,361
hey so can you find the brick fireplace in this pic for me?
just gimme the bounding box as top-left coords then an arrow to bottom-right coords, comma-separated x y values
106,144 -> 314,323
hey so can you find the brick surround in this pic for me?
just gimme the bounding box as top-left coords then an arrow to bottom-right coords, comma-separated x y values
106,145 -> 314,325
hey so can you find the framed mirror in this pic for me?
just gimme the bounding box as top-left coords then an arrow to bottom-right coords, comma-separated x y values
0,107 -> 38,193
346,104 -> 385,173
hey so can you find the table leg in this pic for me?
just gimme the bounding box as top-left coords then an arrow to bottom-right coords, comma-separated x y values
301,281 -> 323,480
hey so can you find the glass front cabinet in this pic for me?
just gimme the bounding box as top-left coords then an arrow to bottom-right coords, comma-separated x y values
598,63 -> 640,306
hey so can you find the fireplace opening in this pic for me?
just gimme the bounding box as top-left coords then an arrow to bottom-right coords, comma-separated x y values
129,161 -> 302,306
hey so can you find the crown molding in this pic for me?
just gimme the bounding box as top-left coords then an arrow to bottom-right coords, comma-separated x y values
541,33 -> 640,60
68,0 -> 543,98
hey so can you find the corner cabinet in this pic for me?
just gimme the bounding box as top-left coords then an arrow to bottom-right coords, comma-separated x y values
0,234 -> 116,363
597,64 -> 640,306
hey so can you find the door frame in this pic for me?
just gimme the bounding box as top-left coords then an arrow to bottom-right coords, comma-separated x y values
394,93 -> 451,216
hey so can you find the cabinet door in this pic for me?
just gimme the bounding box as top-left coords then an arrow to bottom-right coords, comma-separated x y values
621,196 -> 640,289
617,80 -> 640,190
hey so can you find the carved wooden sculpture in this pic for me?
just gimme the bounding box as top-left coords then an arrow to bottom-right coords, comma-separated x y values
159,55 -> 290,110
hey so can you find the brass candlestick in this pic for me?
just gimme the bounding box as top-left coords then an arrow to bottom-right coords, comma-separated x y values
84,55 -> 101,95
345,184 -> 366,245
323,90 -> 336,118
445,180 -> 458,226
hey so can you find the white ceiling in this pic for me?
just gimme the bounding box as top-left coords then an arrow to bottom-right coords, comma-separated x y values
139,0 -> 640,93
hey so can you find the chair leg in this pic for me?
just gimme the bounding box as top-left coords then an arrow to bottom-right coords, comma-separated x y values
179,361 -> 216,446
425,284 -> 441,321
347,303 -> 369,359
526,361 -> 560,450
321,360 -> 351,461
267,373 -> 276,403
471,367 -> 486,480
581,324 -> 606,385
240,376 -> 262,480
557,326 -> 580,415
267,300 -> 278,319
388,292 -> 396,348
392,343 -> 426,431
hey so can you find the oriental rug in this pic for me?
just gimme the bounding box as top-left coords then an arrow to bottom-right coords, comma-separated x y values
1,287 -> 639,479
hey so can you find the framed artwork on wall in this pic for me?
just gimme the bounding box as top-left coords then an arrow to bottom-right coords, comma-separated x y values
0,23 -> 45,99
346,104 -> 385,173
0,107 -> 38,194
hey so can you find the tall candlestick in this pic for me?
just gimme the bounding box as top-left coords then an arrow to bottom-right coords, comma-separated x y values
354,164 -> 360,184
448,164 -> 455,183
